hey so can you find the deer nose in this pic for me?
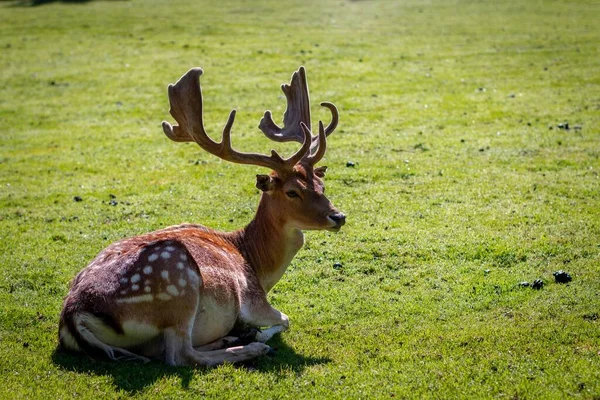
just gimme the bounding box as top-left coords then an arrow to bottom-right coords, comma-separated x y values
329,212 -> 346,227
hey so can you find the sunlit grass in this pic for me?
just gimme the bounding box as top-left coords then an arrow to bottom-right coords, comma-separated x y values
1,0 -> 599,398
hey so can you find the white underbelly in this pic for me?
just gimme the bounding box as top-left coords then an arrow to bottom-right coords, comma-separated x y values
191,294 -> 238,346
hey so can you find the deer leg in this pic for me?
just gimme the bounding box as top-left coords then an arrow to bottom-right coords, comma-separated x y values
163,330 -> 270,366
240,297 -> 289,343
255,324 -> 287,343
196,343 -> 272,367
163,321 -> 270,366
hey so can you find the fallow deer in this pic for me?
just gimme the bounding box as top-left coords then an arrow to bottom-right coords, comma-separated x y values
58,66 -> 345,366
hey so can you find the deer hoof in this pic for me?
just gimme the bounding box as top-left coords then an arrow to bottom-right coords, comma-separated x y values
246,342 -> 271,356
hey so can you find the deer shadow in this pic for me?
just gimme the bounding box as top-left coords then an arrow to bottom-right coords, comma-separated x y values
51,335 -> 330,394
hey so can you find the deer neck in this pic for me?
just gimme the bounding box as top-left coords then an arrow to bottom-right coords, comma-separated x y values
229,194 -> 304,293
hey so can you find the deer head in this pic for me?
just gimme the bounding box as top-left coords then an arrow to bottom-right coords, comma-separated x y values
161,67 -> 345,232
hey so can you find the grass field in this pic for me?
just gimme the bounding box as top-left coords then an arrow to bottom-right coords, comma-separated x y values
1,0 -> 599,398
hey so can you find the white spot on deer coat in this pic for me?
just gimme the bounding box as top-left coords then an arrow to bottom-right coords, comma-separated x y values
156,292 -> 172,301
187,268 -> 200,284
119,277 -> 128,284
161,270 -> 169,280
165,246 -> 176,251
176,262 -> 185,270
131,274 -> 141,283
131,284 -> 140,291
166,285 -> 179,296
148,253 -> 159,262
178,278 -> 187,287
144,286 -> 151,293
180,254 -> 187,261
116,294 -> 153,304
161,251 -> 171,259
143,266 -> 153,274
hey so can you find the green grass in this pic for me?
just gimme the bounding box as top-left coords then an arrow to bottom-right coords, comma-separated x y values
1,0 -> 599,398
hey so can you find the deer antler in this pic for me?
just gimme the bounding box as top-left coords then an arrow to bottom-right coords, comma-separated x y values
162,68 -> 311,173
258,66 -> 338,165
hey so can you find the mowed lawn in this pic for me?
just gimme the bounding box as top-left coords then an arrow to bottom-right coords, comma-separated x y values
1,0 -> 599,398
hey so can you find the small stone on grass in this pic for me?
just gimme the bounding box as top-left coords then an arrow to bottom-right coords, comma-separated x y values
553,270 -> 572,283
532,279 -> 544,290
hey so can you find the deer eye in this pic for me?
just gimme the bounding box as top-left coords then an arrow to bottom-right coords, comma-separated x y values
286,190 -> 300,198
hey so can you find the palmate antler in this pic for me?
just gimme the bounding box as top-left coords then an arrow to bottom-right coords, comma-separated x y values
259,66 -> 338,165
161,67 -> 338,172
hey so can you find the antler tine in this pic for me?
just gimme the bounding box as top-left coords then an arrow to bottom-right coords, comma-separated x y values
319,101 -> 339,136
302,121 -> 327,166
162,68 -> 311,172
306,102 -> 339,155
258,66 -> 311,144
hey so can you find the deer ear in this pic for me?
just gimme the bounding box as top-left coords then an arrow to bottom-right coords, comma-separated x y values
314,166 -> 328,178
256,174 -> 276,192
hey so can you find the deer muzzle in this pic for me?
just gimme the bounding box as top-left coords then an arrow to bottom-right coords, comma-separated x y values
327,211 -> 346,231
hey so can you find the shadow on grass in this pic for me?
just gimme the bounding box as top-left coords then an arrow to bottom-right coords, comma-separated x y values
245,335 -> 331,373
51,335 -> 330,394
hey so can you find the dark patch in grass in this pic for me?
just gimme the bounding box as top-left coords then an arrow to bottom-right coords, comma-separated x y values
582,313 -> 598,321
413,143 -> 429,152
341,177 -> 369,186
51,234 -> 67,242
395,172 -> 415,180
